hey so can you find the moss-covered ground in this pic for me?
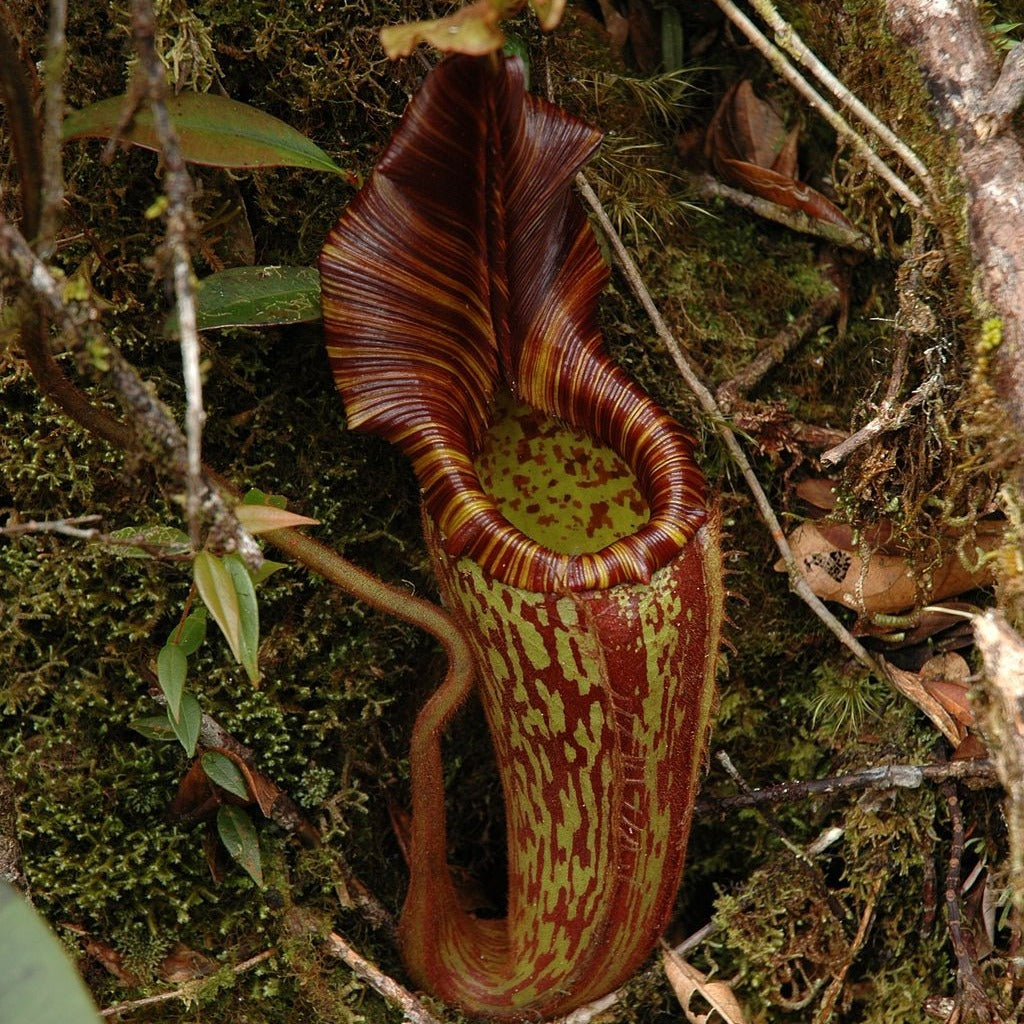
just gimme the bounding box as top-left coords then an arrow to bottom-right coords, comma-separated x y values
1,0 -> 1020,1021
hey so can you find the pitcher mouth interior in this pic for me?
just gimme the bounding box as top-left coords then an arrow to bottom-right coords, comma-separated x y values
473,392 -> 649,556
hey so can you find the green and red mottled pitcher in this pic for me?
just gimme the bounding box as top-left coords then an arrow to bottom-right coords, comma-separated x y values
320,54 -> 723,1020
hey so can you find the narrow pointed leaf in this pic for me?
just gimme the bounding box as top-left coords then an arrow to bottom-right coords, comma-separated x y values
250,559 -> 288,586
63,93 -> 350,177
242,488 -> 288,509
178,266 -> 322,332
171,693 -> 202,757
223,554 -> 259,684
235,502 -> 318,534
201,751 -> 250,801
157,643 -> 188,722
216,806 -> 264,887
193,551 -> 242,666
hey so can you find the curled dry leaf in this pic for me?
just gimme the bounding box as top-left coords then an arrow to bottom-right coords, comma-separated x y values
883,656 -> 968,747
703,80 -> 855,231
919,652 -> 974,727
380,0 -> 566,58
663,947 -> 749,1024
778,519 -> 999,616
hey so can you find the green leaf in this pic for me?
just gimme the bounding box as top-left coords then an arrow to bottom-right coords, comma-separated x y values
128,716 -> 179,741
193,551 -> 242,666
223,554 -> 260,684
250,559 -> 287,587
171,693 -> 202,757
0,881 -> 102,1024
216,806 -> 264,887
201,752 -> 250,801
170,608 -> 207,657
184,265 -> 322,331
242,488 -> 288,509
156,643 -> 188,721
63,93 -> 350,177
108,524 -> 191,558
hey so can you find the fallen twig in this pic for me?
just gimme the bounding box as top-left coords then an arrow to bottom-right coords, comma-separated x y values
100,948 -> 277,1017
696,757 -> 998,814
745,0 -> 934,190
941,781 -> 1001,1021
716,288 -> 842,411
820,371 -> 941,467
128,0 -> 206,550
324,930 -> 441,1024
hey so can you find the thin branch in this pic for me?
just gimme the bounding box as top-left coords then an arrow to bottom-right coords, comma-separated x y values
696,175 -> 872,250
99,948 -> 277,1017
716,288 -> 841,410
709,0 -> 929,214
129,0 -> 206,550
323,931 -> 442,1024
820,370 -> 941,468
1,514 -> 103,541
745,0 -> 934,189
576,171 -> 887,679
0,216 -> 260,566
695,758 -> 998,814
39,0 -> 66,255
941,782 -> 1000,1021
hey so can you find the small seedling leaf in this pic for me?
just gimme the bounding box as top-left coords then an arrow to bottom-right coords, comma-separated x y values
129,716 -> 180,741
170,609 -> 207,657
242,488 -> 288,509
250,559 -> 288,587
201,752 -> 250,801
223,554 -> 260,684
157,643 -> 188,721
194,551 -> 242,666
216,805 -> 264,886
235,502 -> 318,534
171,693 -> 202,757
63,93 -> 349,177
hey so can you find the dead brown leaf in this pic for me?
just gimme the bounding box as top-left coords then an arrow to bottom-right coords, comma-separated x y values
703,80 -> 855,231
883,658 -> 966,746
778,520 -> 997,616
663,946 -> 749,1024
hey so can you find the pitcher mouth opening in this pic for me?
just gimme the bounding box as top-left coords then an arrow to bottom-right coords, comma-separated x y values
420,387 -> 708,594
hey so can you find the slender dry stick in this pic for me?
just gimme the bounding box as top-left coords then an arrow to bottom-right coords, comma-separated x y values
39,0 -> 66,256
99,948 -> 277,1017
695,758 -> 998,814
941,782 -> 1000,1020
576,172 -> 885,678
709,0 -> 929,214
129,0 -> 206,550
697,175 -> 871,250
324,931 -> 442,1024
745,0 -> 934,190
